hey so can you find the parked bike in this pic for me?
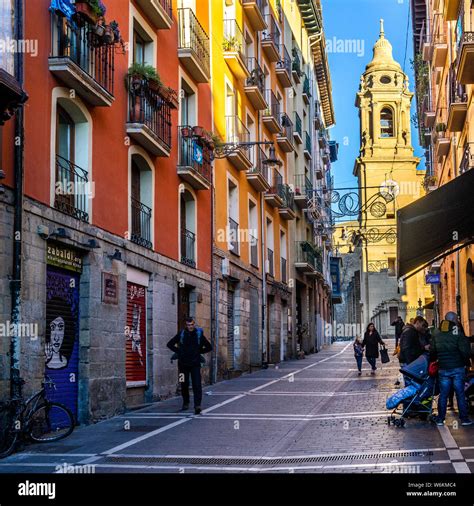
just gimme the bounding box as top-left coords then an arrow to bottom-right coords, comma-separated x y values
0,376 -> 75,458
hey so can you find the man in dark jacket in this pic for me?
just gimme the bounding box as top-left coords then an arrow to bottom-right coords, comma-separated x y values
391,316 -> 405,348
399,316 -> 430,366
430,312 -> 472,426
167,317 -> 212,415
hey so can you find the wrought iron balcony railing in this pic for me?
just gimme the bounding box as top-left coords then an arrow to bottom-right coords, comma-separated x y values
229,217 -> 240,255
292,48 -> 302,77
263,89 -> 280,119
449,66 -> 467,105
280,184 -> 295,210
281,257 -> 287,283
267,171 -> 283,196
51,12 -> 115,95
127,75 -> 172,150
131,196 -> 152,249
177,125 -> 212,183
295,241 -> 322,272
303,73 -> 311,97
262,14 -> 280,46
226,115 -> 250,145
181,228 -> 196,268
177,8 -> 210,77
294,173 -> 313,197
304,130 -> 311,153
248,145 -> 269,181
279,112 -> 293,138
245,57 -> 265,93
223,19 -> 246,60
54,155 -> 89,223
249,233 -> 259,267
267,247 -> 274,276
276,44 -> 291,75
460,142 -> 474,174
159,0 -> 173,19
294,111 -> 302,137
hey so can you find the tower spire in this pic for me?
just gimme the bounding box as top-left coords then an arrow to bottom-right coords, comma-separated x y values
380,19 -> 384,38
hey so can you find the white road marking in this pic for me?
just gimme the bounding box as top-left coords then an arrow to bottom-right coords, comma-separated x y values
100,344 -> 353,456
452,462 -> 471,473
437,425 -> 471,473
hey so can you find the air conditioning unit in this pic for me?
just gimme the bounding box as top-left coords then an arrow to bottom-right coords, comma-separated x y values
222,257 -> 230,277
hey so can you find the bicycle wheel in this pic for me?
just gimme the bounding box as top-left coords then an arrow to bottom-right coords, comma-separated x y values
29,402 -> 74,443
0,404 -> 18,458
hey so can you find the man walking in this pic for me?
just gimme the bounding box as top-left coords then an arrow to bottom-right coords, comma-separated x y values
430,312 -> 472,426
391,315 -> 405,349
167,317 -> 212,415
399,316 -> 430,366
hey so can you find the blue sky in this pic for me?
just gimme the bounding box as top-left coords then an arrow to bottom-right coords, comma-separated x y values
322,0 -> 425,189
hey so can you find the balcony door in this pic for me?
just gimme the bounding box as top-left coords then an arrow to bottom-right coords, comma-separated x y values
56,105 -> 75,211
180,190 -> 196,268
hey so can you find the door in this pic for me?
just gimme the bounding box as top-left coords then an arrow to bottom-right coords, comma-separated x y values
177,285 -> 192,332
266,295 -> 274,362
126,282 -> 147,385
249,286 -> 260,366
45,266 -> 80,422
227,286 -> 235,370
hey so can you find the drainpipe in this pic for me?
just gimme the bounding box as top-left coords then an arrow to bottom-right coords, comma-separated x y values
209,0 -> 215,385
10,0 -> 25,399
261,188 -> 267,366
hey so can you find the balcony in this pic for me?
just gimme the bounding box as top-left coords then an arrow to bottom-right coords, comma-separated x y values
443,0 -> 461,20
281,257 -> 287,284
246,145 -> 270,192
181,228 -> 196,268
457,32 -> 474,84
49,13 -> 114,107
294,241 -> 318,274
434,130 -> 451,159
275,45 -> 292,88
293,112 -> 302,144
303,131 -> 312,160
135,0 -> 173,29
225,115 -> 253,171
54,155 -> 89,223
249,233 -> 259,267
262,89 -> 281,133
131,197 -> 152,249
177,126 -> 212,190
267,248 -> 274,276
264,171 -> 284,207
460,143 -> 474,174
292,49 -> 302,84
313,100 -> 323,129
294,174 -> 312,209
302,74 -> 311,105
126,76 -> 171,157
242,0 -> 267,31
178,8 -> 210,82
229,217 -> 240,256
223,19 -> 250,80
276,113 -> 294,152
315,164 -> 324,180
244,57 -> 267,110
278,184 -> 296,220
261,15 -> 280,62
447,68 -> 467,132
432,33 -> 448,69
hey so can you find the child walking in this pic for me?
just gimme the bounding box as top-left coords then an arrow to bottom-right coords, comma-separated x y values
353,335 -> 364,376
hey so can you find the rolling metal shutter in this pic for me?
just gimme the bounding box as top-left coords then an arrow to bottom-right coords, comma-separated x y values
249,286 -> 260,366
227,287 -> 235,370
45,266 -> 80,421
126,282 -> 147,384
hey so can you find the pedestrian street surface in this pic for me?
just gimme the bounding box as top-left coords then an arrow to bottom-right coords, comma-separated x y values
1,340 -> 472,473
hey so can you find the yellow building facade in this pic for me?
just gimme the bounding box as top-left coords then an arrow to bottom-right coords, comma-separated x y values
354,21 -> 431,330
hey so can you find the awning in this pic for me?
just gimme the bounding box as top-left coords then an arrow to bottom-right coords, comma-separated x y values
397,168 -> 474,277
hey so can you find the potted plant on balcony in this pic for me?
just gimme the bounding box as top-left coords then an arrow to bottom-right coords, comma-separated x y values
157,86 -> 179,109
74,0 -> 106,25
181,126 -> 192,138
102,23 -> 115,44
222,36 -> 242,53
192,126 -> 205,138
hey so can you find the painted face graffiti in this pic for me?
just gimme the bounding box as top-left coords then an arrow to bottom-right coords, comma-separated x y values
45,316 -> 68,369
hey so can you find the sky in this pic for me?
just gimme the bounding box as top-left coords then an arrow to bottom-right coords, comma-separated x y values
322,0 -> 425,190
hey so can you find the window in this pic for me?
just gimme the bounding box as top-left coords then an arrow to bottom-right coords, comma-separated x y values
130,154 -> 153,249
133,30 -> 147,64
249,200 -> 258,267
180,190 -> 196,268
228,179 -> 239,255
0,0 -> 14,75
280,230 -> 287,283
380,107 -> 394,137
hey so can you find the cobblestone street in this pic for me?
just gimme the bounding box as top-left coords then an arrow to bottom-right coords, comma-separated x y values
1,340 -> 472,474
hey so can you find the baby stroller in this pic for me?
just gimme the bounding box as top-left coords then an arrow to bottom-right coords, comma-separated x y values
386,354 -> 438,427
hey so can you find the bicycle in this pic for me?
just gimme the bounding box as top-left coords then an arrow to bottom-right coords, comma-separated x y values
0,376 -> 75,458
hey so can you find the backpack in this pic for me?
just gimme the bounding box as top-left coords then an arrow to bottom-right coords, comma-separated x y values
171,328 -> 206,366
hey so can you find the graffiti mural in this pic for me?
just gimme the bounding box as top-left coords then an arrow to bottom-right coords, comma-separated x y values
45,267 -> 80,421
125,282 -> 147,383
